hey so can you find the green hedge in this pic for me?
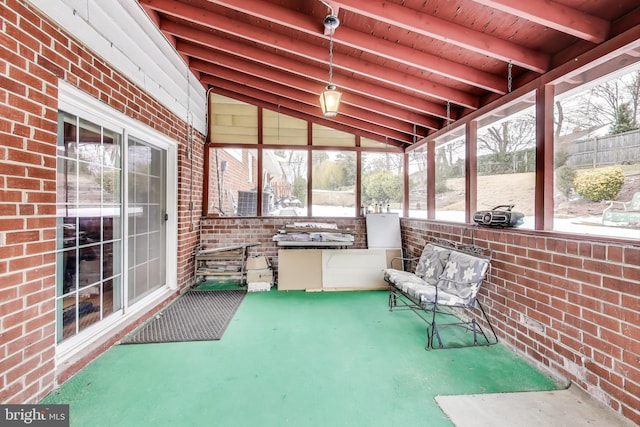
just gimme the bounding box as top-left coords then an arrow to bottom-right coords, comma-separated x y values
555,165 -> 576,198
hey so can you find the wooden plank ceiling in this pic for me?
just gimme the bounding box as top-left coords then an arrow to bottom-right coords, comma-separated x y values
137,0 -> 640,147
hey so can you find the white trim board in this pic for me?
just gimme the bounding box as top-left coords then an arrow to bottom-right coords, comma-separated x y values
29,0 -> 206,133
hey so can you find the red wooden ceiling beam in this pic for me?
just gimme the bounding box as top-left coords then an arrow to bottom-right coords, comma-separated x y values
206,0 -> 505,94
141,0 -> 479,108
161,21 -> 452,123
469,0 -> 610,43
179,42 -> 438,131
180,42 -> 439,131
190,56 -> 426,138
333,0 -> 550,73
140,4 -> 189,65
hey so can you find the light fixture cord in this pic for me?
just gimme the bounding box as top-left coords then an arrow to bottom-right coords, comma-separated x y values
328,28 -> 334,86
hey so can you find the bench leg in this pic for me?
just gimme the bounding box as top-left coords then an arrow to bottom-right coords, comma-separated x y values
431,323 -> 444,349
471,319 -> 481,345
425,325 -> 433,351
428,301 -> 498,349
388,290 -> 397,311
429,305 -> 443,349
476,300 -> 498,345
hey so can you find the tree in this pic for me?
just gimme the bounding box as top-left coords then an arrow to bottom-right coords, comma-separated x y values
362,152 -> 402,175
556,69 -> 640,137
436,139 -> 465,179
335,152 -> 356,187
292,176 -> 307,204
362,171 -> 401,203
311,151 -> 356,190
476,114 -> 536,174
313,161 -> 341,190
624,70 -> 640,127
610,102 -> 638,134
555,101 -> 564,139
285,150 -> 307,179
477,115 -> 535,156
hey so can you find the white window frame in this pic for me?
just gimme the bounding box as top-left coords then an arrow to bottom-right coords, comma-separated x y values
56,81 -> 178,362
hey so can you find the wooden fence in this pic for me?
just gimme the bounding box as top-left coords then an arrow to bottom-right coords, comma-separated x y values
566,129 -> 640,168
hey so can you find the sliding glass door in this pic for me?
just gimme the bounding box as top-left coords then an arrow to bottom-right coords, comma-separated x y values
56,110 -> 170,347
56,113 -> 124,342
127,137 -> 167,304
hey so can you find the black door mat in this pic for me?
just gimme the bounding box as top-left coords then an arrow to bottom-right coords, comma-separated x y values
121,290 -> 246,344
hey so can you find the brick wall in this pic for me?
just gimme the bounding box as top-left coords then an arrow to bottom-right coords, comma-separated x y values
199,217 -> 368,274
0,0 -> 201,403
400,218 -> 640,425
178,127 -> 205,289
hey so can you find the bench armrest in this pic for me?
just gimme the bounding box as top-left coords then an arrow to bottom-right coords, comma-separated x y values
389,256 -> 419,271
603,200 -> 629,211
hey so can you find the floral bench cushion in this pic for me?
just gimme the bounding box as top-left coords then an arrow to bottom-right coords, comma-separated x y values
433,250 -> 489,306
414,244 -> 451,285
384,243 -> 489,307
383,269 -> 436,302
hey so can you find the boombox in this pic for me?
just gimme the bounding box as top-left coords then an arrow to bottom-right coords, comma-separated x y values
473,205 -> 524,228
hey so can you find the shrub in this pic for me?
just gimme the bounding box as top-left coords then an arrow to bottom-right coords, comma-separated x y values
573,167 -> 625,202
555,165 -> 576,198
362,171 -> 402,203
435,174 -> 448,194
554,150 -> 569,167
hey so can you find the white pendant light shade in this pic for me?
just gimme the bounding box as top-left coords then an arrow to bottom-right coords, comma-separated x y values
320,85 -> 342,117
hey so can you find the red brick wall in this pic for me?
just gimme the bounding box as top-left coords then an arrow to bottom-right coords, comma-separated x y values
200,217 -> 368,272
178,127 -> 205,289
400,218 -> 640,425
0,0 -> 202,403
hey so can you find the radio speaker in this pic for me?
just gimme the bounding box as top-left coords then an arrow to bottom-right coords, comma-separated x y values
473,205 -> 524,228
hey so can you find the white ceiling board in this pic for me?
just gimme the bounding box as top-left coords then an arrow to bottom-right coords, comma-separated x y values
27,0 -> 206,133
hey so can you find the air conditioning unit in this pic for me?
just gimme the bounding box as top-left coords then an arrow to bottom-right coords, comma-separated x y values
473,205 -> 524,228
237,191 -> 273,216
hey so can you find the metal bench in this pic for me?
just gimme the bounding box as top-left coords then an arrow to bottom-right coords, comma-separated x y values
383,238 -> 498,350
602,192 -> 640,226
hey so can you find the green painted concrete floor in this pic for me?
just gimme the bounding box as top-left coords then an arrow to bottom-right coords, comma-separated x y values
42,291 -> 560,427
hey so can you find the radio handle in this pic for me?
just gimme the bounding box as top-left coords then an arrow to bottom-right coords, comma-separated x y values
490,204 -> 515,211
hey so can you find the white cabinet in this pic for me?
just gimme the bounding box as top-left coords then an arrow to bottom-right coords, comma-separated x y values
365,213 -> 402,249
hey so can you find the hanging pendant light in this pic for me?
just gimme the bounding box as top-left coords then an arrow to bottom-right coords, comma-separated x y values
320,85 -> 341,118
320,14 -> 342,118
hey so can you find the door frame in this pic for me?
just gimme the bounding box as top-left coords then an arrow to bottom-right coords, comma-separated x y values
56,81 -> 178,361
